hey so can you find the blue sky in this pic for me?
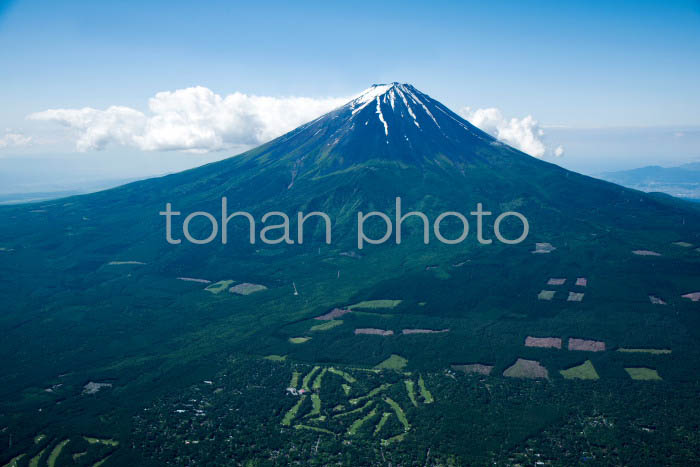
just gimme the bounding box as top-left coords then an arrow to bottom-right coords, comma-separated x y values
0,0 -> 699,192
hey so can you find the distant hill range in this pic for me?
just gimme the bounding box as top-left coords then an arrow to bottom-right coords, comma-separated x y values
597,162 -> 700,201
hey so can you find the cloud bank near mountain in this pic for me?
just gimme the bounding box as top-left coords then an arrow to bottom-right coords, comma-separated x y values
458,107 -> 561,158
28,86 -> 562,158
29,86 -> 347,153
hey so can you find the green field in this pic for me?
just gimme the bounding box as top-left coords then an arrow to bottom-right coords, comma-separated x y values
310,320 -> 343,331
375,354 -> 408,370
348,300 -> 402,310
617,348 -> 672,355
625,367 -> 663,381
560,360 -> 600,380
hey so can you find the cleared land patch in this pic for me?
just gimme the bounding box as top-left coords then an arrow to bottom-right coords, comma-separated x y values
560,360 -> 599,380
350,384 -> 391,404
567,292 -> 585,302
374,412 -> 392,435
310,320 -> 343,332
384,397 -> 410,431
418,375 -> 434,403
525,336 -> 562,349
682,292 -> 700,302
282,395 -> 307,426
264,354 -> 286,361
301,367 -> 320,391
625,367 -> 662,381
177,277 -> 211,284
47,439 -> 70,467
404,380 -> 418,406
289,337 -> 311,344
294,425 -> 334,435
673,241 -> 693,247
204,280 -> 234,294
375,354 -> 408,370
328,368 -> 356,384
355,328 -> 394,336
618,348 -> 671,355
348,300 -> 402,310
29,449 -> 45,467
401,328 -> 449,334
569,338 -> 606,352
547,278 -> 566,285
229,283 -> 267,295
632,250 -> 661,256
84,437 -> 119,446
451,364 -> 493,375
503,358 -> 549,379
532,242 -> 556,254
649,295 -> 667,305
348,408 -> 378,435
575,277 -> 588,286
537,290 -> 555,300
314,308 -> 351,320
107,260 -> 145,265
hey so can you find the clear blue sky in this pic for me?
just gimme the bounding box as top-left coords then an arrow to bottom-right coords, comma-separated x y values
0,0 -> 699,191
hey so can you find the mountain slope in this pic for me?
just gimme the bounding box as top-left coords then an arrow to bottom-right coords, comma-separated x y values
2,83 -> 700,465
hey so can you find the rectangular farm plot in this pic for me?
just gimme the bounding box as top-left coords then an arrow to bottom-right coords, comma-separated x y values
625,367 -> 662,381
538,290 -> 555,300
567,292 -> 584,301
451,364 -> 493,375
575,277 -> 587,287
560,360 -> 599,380
315,308 -> 352,320
503,358 -> 549,379
348,300 -> 402,310
568,338 -> 605,352
618,348 -> 671,355
525,336 -> 562,349
355,328 -> 394,336
649,295 -> 667,305
547,278 -> 566,285
401,328 -> 449,335
310,320 -> 343,332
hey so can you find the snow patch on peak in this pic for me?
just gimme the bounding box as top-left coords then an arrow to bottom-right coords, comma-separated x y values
375,96 -> 389,137
351,84 -> 393,115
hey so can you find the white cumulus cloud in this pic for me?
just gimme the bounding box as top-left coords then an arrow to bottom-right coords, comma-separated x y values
459,107 -> 562,158
0,131 -> 32,149
29,86 -> 347,153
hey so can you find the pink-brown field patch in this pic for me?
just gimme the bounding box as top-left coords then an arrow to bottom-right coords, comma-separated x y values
315,308 -> 352,320
525,336 -> 562,349
567,292 -> 585,302
451,364 -> 493,375
402,329 -> 449,335
354,328 -> 394,336
682,292 -> 700,302
632,250 -> 661,256
547,278 -> 566,285
575,277 -> 587,287
568,338 -> 605,352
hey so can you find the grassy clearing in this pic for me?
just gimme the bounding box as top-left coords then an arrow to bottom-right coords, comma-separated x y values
348,300 -> 402,310
381,433 -> 407,446
3,454 -> 25,467
294,425 -> 334,435
204,280 -> 234,294
418,375 -> 434,403
72,452 -> 87,461
310,320 -> 343,332
83,437 -> 119,446
404,380 -> 418,407
384,397 -> 410,431
34,434 -> 46,444
94,455 -> 112,467
229,283 -> 267,295
312,368 -> 327,390
342,384 -> 351,396
334,400 -> 374,418
375,354 -> 408,370
348,408 -> 378,435
264,354 -> 286,361
289,371 -> 300,389
301,366 -> 320,391
618,348 -> 671,355
29,449 -> 46,467
328,367 -> 356,384
560,360 -> 600,380
537,290 -> 555,300
47,439 -> 70,467
625,367 -> 662,381
374,412 -> 392,435
282,395 -> 306,426
350,383 -> 391,405
503,358 -> 549,379
308,394 -> 322,417
289,337 -> 311,344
